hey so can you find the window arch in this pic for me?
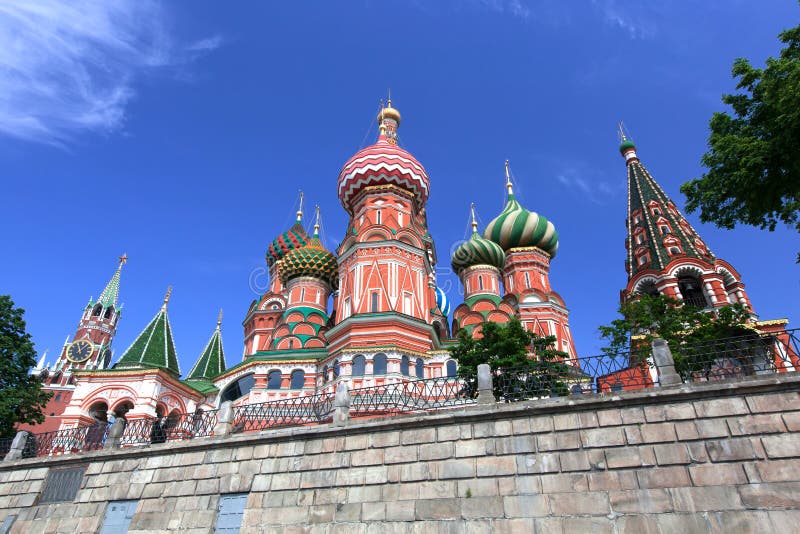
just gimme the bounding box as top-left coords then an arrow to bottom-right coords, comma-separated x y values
92,304 -> 102,317
446,360 -> 457,377
87,401 -> 108,423
221,374 -> 256,402
352,355 -> 366,376
415,358 -> 424,379
290,370 -> 305,389
267,370 -> 282,390
104,306 -> 114,319
373,353 -> 387,375
678,274 -> 707,308
400,356 -> 410,376
637,280 -> 659,297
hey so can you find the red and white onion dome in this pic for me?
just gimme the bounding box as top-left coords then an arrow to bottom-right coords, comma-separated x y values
337,100 -> 430,213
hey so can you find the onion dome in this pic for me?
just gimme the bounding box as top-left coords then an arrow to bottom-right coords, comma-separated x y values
451,204 -> 506,274
435,286 -> 451,317
267,196 -> 309,266
483,161 -> 559,257
279,209 -> 339,289
620,139 -> 636,154
337,99 -> 430,213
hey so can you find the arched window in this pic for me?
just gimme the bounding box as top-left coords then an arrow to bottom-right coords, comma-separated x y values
415,358 -> 424,379
678,274 -> 707,308
637,280 -> 659,297
352,355 -> 366,376
446,360 -> 457,377
92,304 -> 102,317
113,401 -> 133,419
267,370 -> 282,390
669,247 -> 681,255
88,401 -> 108,423
104,307 -> 114,319
221,374 -> 256,402
333,359 -> 340,378
373,353 -> 387,375
478,276 -> 483,290
400,356 -> 410,376
290,370 -> 305,389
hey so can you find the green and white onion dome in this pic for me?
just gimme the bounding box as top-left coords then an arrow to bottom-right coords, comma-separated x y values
451,231 -> 506,275
483,194 -> 558,257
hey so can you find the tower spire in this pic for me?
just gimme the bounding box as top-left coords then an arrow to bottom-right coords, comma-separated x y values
470,202 -> 478,233
161,286 -> 172,311
217,308 -> 223,329
505,160 -> 514,196
313,205 -> 321,237
97,254 -> 127,308
296,190 -> 304,222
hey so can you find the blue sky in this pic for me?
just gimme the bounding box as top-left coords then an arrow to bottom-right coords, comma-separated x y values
2,0 -> 798,374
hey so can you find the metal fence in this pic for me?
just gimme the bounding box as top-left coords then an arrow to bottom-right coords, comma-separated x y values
349,376 -> 476,416
232,392 -> 335,432
117,409 -> 219,447
18,423 -> 110,458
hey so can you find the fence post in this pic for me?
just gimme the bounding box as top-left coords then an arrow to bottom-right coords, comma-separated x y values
333,381 -> 351,425
3,431 -> 30,461
652,338 -> 682,387
104,418 -> 126,450
213,401 -> 234,437
476,364 -> 495,405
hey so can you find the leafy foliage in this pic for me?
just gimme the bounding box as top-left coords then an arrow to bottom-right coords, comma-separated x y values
598,293 -> 752,378
449,318 -> 571,400
681,22 -> 800,252
0,295 -> 52,438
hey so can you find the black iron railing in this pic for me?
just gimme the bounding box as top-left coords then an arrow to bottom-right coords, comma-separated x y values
232,392 -> 335,432
579,352 -> 658,393
18,423 -> 110,458
0,437 -> 15,458
677,328 -> 799,383
349,376 -> 475,416
118,409 -> 219,447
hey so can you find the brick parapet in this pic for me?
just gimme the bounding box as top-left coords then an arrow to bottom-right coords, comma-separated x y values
1,373 -> 799,532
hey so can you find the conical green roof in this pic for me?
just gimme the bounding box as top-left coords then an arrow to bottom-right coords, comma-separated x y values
186,313 -> 226,380
113,289 -> 180,375
98,254 -> 127,308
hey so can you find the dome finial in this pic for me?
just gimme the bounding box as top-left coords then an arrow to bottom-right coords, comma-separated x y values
216,308 -> 223,329
313,205 -> 321,237
118,252 -> 128,266
618,121 -> 638,161
296,190 -> 304,222
505,160 -> 514,196
161,285 -> 172,311
470,202 -> 478,233
377,94 -> 401,144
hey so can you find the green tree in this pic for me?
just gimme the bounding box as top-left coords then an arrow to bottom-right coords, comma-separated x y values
449,318 -> 571,400
0,295 -> 52,438
598,294 -> 753,379
681,21 -> 800,254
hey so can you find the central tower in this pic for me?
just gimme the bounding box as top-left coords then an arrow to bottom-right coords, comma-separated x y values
327,100 -> 448,373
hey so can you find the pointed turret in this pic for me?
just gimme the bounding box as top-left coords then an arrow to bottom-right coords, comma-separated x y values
620,125 -> 715,278
113,287 -> 180,375
97,253 -> 127,308
186,310 -> 227,381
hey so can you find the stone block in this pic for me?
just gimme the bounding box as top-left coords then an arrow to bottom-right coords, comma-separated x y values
502,495 -> 550,517
457,478 -> 499,498
371,431 -> 400,448
587,472 -> 623,491
559,451 -> 591,472
344,434 -> 369,450
675,421 -> 700,441
694,418 -> 729,439
687,442 -> 709,463
728,414 -> 786,436
689,464 -> 747,486
555,431 -> 582,450
609,489 -> 673,513
334,502 -> 361,522
516,454 -> 560,474
553,413 -> 580,431
670,486 -> 744,512
562,517 -> 614,534
606,447 -> 641,469
636,466 -> 691,489
738,482 -> 800,509
439,459 -> 475,479
436,426 -> 461,443
204,448 -> 233,464
550,492 -> 609,515
579,412 -> 599,428
597,409 -> 622,427
489,435 -> 536,455
461,496 -> 504,519
529,415 -> 554,433
762,435 -> 799,459
536,434 -> 557,452
707,438 -> 756,462
308,504 -> 335,524
747,392 -> 799,413
617,514 -> 659,534
708,510 -> 773,533
532,518 -> 562,534
402,428 -> 436,445
581,427 -> 625,448
768,510 -> 800,529
455,439 -> 487,458
653,443 -> 691,465
419,442 -> 453,461
415,498 -> 460,520
418,481 -> 457,499
783,412 -> 800,431
476,455 -> 516,477
384,446 -> 418,464
362,501 -> 386,521
620,407 -> 646,424
363,465 -> 389,484
540,473 -> 588,493
694,397 -> 749,418
755,460 -> 800,482
300,469 -> 337,489
351,448 -> 384,467
655,513 -> 709,532
511,418 -> 531,435
495,421 -> 513,436
640,422 -> 677,443
624,426 -> 643,445
270,472 -> 301,491
386,500 -> 415,521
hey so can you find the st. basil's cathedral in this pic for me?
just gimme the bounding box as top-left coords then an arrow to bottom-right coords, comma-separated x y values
21,100 -> 790,433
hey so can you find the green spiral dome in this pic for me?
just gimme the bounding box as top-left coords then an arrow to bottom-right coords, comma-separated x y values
451,231 -> 506,275
483,194 -> 559,256
279,236 -> 339,289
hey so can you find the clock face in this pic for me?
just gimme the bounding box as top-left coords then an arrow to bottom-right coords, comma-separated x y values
67,340 -> 94,363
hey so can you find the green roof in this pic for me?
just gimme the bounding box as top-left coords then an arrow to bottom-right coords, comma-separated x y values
452,230 -> 506,274
483,194 -> 558,256
182,379 -> 219,394
186,317 -> 226,380
114,299 -> 180,375
98,258 -> 125,308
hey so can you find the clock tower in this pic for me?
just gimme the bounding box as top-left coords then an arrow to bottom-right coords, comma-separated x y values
22,255 -> 127,433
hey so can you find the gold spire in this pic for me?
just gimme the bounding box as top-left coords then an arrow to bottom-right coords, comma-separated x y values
216,309 -> 223,329
313,205 -> 321,237
118,252 -> 128,266
505,160 -> 514,195
376,92 -> 401,126
161,286 -> 172,311
470,202 -> 478,233
296,190 -> 304,222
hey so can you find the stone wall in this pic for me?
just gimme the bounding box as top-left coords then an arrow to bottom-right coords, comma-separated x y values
1,374 -> 799,533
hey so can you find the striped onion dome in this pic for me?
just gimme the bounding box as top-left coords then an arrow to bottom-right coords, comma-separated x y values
451,230 -> 506,274
435,286 -> 451,317
278,234 -> 339,289
337,101 -> 430,213
483,193 -> 559,256
267,222 -> 308,266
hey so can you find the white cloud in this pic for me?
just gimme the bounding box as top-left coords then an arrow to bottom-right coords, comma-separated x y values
0,1 -> 220,146
591,0 -> 657,40
557,167 -> 622,204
